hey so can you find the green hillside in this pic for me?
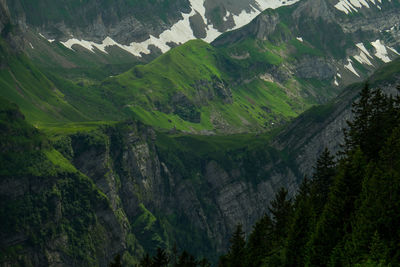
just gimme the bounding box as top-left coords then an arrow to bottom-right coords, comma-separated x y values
95,39 -> 332,133
0,39 -> 90,124
1,34 -> 325,133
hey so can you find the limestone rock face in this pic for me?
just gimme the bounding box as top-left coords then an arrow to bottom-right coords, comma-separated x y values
61,75 -> 399,260
60,121 -> 300,259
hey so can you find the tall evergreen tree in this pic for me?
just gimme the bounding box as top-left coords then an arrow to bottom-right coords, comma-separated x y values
268,187 -> 293,242
152,248 -> 169,267
245,214 -> 274,267
340,127 -> 400,265
305,149 -> 367,266
197,258 -> 211,267
219,84 -> 400,267
109,254 -> 122,267
176,251 -> 197,267
284,178 -> 313,267
311,148 -> 336,216
139,253 -> 153,267
344,84 -> 400,160
219,224 -> 246,267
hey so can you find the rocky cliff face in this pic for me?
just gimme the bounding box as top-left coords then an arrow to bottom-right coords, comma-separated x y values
0,0 -> 23,52
54,121 -> 300,260
58,65 -> 400,261
0,0 -> 10,34
5,0 -> 299,58
275,59 -> 400,178
0,100 -> 127,267
213,0 -> 400,88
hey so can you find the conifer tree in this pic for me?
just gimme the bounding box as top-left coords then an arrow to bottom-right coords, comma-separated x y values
308,148 -> 367,266
219,84 -> 400,267
245,214 -> 274,267
176,251 -> 197,267
109,254 -> 122,267
197,258 -> 211,267
311,148 -> 336,215
220,224 -> 246,267
344,84 -> 400,160
152,248 -> 169,267
139,253 -> 153,267
268,187 -> 293,242
341,127 -> 400,265
284,178 -> 314,267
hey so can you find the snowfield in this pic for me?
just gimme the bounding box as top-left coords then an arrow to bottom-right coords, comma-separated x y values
334,0 -> 383,14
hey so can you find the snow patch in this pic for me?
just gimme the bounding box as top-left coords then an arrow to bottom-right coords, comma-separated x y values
296,37 -> 303,42
356,43 -> 372,58
229,0 -> 301,30
371,39 -> 391,63
334,72 -> 342,86
58,0 -> 300,57
39,33 -> 55,43
354,51 -> 373,66
224,11 -> 231,22
344,58 -> 360,77
388,46 -> 400,55
334,0 -> 381,14
256,0 -> 300,10
231,6 -> 259,30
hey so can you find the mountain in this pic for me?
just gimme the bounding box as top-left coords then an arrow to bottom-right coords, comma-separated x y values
4,0 -> 300,83
219,62 -> 400,267
1,0 -> 400,265
2,57 -> 399,266
2,0 -> 400,134
7,0 -> 299,54
0,97 -> 127,266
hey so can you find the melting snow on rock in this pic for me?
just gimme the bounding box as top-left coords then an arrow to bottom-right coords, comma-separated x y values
344,58 -> 360,77
335,0 -> 382,14
370,39 -> 399,63
55,0 -> 300,57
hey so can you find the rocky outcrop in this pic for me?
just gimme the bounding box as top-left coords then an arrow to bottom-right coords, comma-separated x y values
6,0 -> 192,44
0,97 -> 130,267
295,56 -> 336,80
60,120 -> 300,259
213,0 -> 400,89
274,64 -> 400,178
0,0 -> 10,34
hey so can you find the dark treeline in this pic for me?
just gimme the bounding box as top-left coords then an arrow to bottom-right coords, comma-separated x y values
219,84 -> 400,266
133,246 -> 211,267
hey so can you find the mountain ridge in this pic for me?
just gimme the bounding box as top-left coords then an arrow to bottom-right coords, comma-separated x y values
1,0 -> 400,265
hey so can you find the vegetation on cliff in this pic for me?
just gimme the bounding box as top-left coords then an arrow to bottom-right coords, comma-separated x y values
219,84 -> 400,266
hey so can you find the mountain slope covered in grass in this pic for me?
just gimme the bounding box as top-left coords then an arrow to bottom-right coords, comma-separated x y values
2,0 -> 400,265
98,39 -> 314,133
2,0 -> 400,134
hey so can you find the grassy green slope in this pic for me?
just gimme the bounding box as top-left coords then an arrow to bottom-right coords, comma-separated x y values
0,1 -> 351,134
0,36 -> 132,133
25,30 -> 142,83
0,38 -> 90,124
1,1 -> 365,134
98,39 -> 320,133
